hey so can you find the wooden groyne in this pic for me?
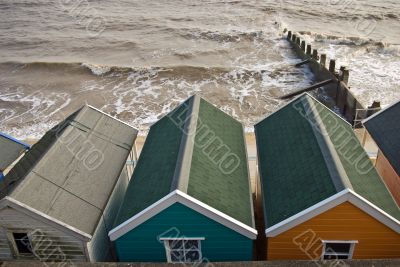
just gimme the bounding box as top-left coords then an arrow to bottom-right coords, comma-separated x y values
284,30 -> 381,127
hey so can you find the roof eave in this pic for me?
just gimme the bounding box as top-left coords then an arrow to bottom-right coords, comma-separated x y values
265,189 -> 400,237
362,99 -> 400,126
0,197 -> 92,241
109,190 -> 258,241
0,132 -> 30,149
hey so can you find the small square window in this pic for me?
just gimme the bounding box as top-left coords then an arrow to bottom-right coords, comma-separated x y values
322,241 -> 357,260
185,250 -> 200,262
12,233 -> 32,255
163,239 -> 202,263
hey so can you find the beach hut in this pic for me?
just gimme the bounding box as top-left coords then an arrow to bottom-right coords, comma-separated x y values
0,132 -> 30,179
0,105 -> 138,262
362,99 -> 400,206
109,95 -> 256,263
255,93 -> 400,260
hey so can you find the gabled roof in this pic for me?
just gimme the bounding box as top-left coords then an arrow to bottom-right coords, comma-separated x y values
111,95 -> 256,240
0,132 -> 30,171
363,99 -> 400,176
1,105 -> 138,238
255,93 -> 400,233
265,189 -> 400,237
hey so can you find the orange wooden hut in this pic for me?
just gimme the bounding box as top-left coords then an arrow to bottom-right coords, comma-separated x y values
255,93 -> 400,260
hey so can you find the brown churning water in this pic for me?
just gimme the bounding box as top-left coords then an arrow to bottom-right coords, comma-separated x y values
0,0 -> 399,138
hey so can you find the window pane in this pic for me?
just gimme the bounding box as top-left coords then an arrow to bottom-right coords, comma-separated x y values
185,250 -> 200,262
324,254 -> 349,260
184,240 -> 199,250
325,243 -> 351,253
169,240 -> 183,250
12,233 -> 32,254
170,250 -> 184,262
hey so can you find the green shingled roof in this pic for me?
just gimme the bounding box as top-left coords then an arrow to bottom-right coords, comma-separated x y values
363,100 -> 400,176
114,96 -> 254,228
255,93 -> 400,228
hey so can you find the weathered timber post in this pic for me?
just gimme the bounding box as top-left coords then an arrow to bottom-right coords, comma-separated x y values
312,49 -> 318,60
288,31 -> 292,40
339,66 -> 345,80
320,54 -> 327,67
342,69 -> 349,84
292,34 -> 297,42
296,37 -> 301,46
301,41 -> 306,52
306,44 -> 312,55
329,59 -> 336,73
366,101 -> 381,117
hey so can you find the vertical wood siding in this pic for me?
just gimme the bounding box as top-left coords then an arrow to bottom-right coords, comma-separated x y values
115,203 -> 253,262
267,201 -> 400,260
86,166 -> 130,262
0,207 -> 87,261
375,150 -> 400,206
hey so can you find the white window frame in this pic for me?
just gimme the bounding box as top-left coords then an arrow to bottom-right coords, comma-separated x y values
6,230 -> 34,258
321,240 -> 358,260
160,237 -> 204,263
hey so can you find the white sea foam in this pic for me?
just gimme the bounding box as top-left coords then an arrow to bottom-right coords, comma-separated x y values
82,63 -> 112,76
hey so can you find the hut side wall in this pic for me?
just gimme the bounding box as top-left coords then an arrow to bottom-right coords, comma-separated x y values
86,159 -> 132,262
114,203 -> 254,262
267,202 -> 400,260
0,206 -> 87,261
375,150 -> 400,207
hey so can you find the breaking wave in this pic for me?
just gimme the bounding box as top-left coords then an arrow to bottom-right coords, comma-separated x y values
0,61 -> 269,80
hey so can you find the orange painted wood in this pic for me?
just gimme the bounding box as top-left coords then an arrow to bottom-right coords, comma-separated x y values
267,201 -> 400,260
375,150 -> 400,206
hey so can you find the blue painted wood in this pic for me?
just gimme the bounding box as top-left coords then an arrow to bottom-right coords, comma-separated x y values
114,203 -> 253,262
0,132 -> 30,149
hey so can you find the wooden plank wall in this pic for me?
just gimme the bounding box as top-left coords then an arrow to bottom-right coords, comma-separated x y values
267,202 -> 400,260
0,207 -> 87,261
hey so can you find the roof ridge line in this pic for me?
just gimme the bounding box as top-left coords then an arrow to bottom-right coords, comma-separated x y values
170,95 -> 201,193
254,93 -> 307,126
302,96 -> 353,191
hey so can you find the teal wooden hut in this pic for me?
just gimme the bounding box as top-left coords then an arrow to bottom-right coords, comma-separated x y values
109,95 -> 256,263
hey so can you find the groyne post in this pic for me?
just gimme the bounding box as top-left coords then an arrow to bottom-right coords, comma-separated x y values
320,54 -> 327,67
312,49 -> 318,60
367,101 -> 381,117
306,44 -> 312,55
285,29 -> 375,127
342,69 -> 349,85
296,37 -> 301,46
329,59 -> 336,73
